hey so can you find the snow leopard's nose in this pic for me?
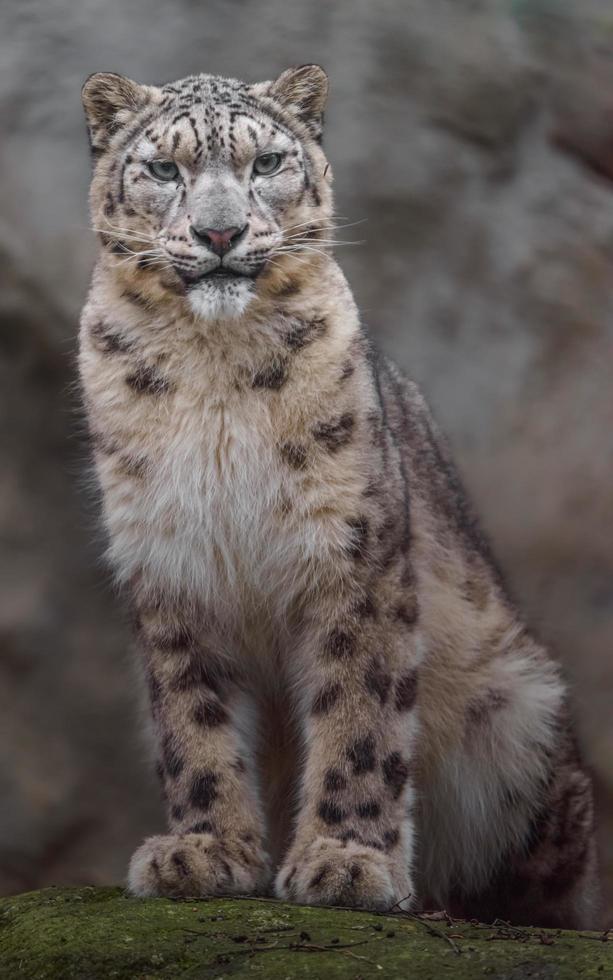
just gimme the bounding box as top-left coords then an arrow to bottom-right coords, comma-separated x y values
189,224 -> 248,256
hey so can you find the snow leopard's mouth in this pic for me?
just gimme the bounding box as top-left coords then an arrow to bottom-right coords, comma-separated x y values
176,266 -> 262,287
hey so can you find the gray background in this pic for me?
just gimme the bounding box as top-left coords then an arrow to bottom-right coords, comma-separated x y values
1,0 -> 612,922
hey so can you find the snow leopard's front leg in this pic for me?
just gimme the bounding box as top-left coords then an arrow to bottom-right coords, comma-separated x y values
127,596 -> 270,898
276,587 -> 421,910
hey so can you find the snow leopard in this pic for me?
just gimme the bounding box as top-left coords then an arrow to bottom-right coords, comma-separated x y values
78,64 -> 600,927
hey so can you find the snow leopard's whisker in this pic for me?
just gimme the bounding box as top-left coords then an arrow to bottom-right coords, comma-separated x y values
275,244 -> 336,258
283,229 -> 360,240
135,258 -> 173,271
283,215 -> 339,230
96,220 -> 158,239
114,249 -> 170,269
283,235 -> 364,247
267,253 -> 312,271
284,214 -> 352,229
284,217 -> 366,236
273,246 -> 325,261
91,228 -> 158,245
91,221 -> 157,237
111,243 -> 155,257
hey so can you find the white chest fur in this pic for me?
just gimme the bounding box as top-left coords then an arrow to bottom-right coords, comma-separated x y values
102,382 -> 304,627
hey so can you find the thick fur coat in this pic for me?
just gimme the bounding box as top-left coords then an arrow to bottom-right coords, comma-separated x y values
78,65 -> 599,927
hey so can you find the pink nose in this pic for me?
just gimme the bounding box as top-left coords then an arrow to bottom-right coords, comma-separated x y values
189,224 -> 247,256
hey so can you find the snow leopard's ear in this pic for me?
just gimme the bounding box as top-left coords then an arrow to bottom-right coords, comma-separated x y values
268,65 -> 328,141
81,72 -> 148,154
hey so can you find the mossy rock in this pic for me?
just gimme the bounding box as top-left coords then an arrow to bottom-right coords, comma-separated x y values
0,886 -> 611,979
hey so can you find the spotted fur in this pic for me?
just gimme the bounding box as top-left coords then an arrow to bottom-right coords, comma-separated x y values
79,65 -> 600,926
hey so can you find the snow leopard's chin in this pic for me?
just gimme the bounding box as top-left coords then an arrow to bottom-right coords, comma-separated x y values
186,278 -> 256,321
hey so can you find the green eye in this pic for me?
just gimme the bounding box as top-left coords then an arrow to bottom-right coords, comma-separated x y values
253,152 -> 283,176
148,160 -> 180,181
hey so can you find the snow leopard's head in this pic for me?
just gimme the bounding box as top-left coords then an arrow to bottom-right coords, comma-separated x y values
82,66 -> 333,320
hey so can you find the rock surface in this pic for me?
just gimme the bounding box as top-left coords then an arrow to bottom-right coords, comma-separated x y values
1,887 -> 611,980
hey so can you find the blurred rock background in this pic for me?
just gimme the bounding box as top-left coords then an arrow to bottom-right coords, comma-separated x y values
1,0 -> 612,922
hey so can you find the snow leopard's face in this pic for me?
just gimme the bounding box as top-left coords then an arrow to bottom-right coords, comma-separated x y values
82,67 -> 332,319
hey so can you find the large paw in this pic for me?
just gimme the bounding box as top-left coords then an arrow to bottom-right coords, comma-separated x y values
128,832 -> 270,898
276,836 -> 402,910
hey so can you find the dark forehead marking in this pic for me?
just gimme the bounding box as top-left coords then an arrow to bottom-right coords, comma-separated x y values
152,103 -> 296,162
115,106 -> 162,155
219,84 -> 302,135
227,106 -> 296,145
160,74 -> 305,143
164,80 -> 242,107
113,77 -> 315,179
188,115 -> 204,162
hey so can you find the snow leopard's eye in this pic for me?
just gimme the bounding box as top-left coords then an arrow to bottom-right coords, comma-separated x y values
253,153 -> 283,176
148,160 -> 180,182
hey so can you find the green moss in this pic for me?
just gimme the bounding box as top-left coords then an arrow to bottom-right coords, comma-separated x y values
0,887 -> 611,980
